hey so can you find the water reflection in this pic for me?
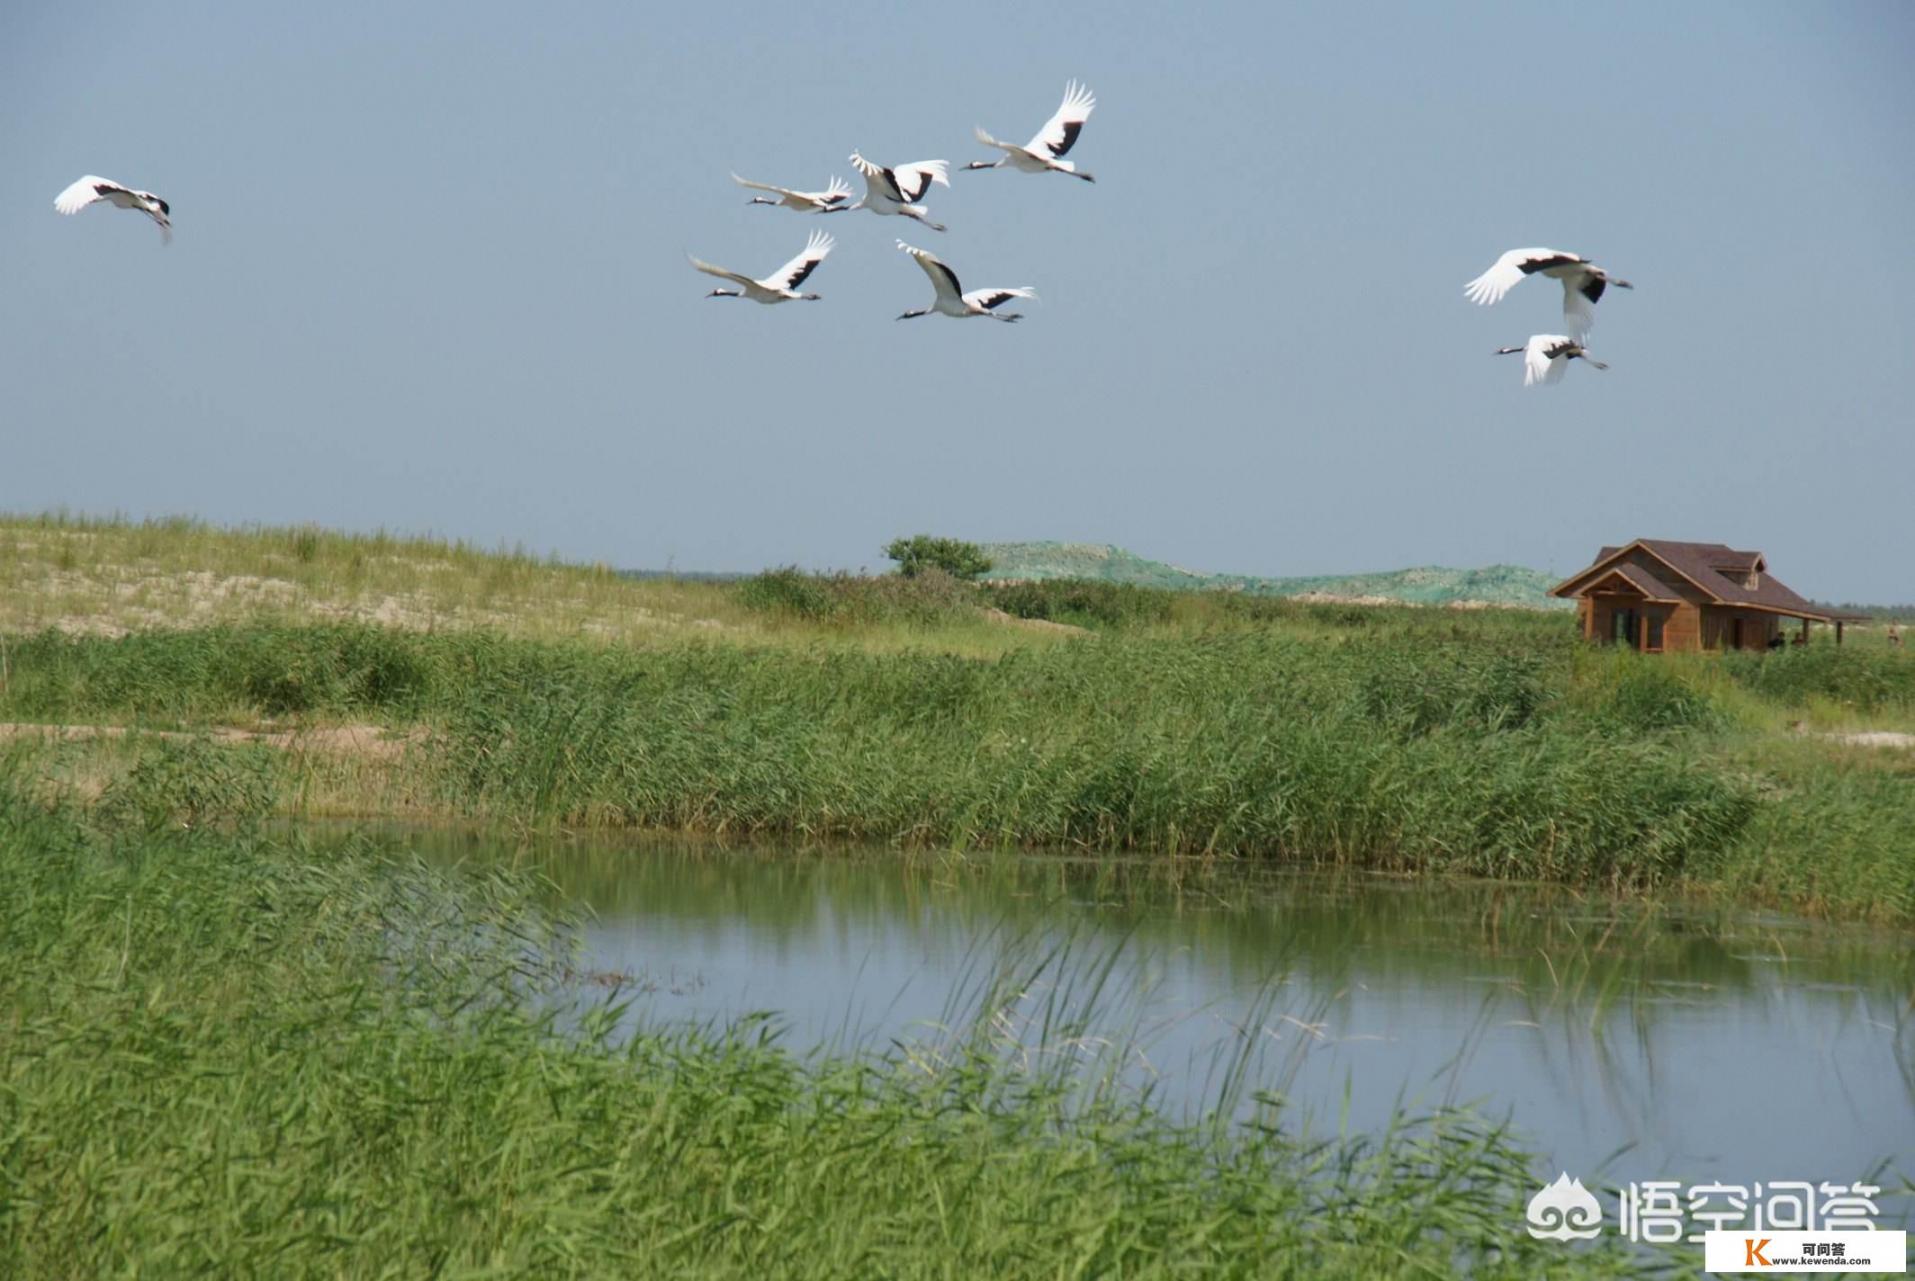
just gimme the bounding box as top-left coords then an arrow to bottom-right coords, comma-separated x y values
393,825 -> 1914,1186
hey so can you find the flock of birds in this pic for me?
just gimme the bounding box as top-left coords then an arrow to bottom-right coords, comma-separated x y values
689,81 -> 1099,324
52,81 -> 1632,383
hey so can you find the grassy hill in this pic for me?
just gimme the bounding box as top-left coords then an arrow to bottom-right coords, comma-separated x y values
979,541 -> 1572,610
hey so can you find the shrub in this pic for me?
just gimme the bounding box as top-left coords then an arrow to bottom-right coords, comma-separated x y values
1720,644 -> 1915,713
734,567 -> 976,627
1593,661 -> 1724,733
734,566 -> 840,620
883,535 -> 993,581
983,579 -> 1176,629
97,738 -> 280,831
1355,650 -> 1548,736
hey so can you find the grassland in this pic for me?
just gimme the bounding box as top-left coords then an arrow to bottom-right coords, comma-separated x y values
3,513 -> 1905,1277
0,764 -> 1684,1278
3,513 -> 1913,923
0,511 -> 1041,657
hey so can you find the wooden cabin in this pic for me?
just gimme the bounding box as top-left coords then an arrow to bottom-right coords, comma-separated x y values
1550,539 -> 1846,653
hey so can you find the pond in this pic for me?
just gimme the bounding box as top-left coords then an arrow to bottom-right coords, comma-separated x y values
398,826 -> 1913,1191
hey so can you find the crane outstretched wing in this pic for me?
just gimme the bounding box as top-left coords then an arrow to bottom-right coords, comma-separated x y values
849,152 -> 904,201
54,175 -> 126,215
689,256 -> 757,291
890,160 -> 949,203
1520,334 -> 1574,386
1464,248 -> 1583,307
1026,81 -> 1095,158
1561,286 -> 1595,342
973,126 -> 1020,156
768,230 -> 833,291
962,287 -> 1037,312
898,241 -> 963,303
732,173 -> 798,200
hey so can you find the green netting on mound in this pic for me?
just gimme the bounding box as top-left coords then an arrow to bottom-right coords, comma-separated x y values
978,542 -> 1572,610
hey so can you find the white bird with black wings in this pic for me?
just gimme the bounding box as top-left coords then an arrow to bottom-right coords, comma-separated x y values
731,173 -> 853,214
1497,334 -> 1608,386
1464,249 -> 1631,340
894,242 -> 1035,322
690,230 -> 835,304
847,153 -> 950,232
54,175 -> 172,243
965,81 -> 1097,182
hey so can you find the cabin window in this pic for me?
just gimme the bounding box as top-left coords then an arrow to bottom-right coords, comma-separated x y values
1646,614 -> 1664,651
1612,608 -> 1639,650
1730,618 -> 1744,650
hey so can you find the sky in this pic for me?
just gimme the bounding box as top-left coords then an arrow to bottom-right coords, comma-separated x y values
3,1 -> 1912,600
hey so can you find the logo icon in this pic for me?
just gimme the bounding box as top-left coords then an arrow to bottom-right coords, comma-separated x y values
1744,1238 -> 1772,1266
1526,1173 -> 1604,1240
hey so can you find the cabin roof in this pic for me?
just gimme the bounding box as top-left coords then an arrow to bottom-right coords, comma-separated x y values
1553,539 -> 1838,620
1594,561 -> 1684,602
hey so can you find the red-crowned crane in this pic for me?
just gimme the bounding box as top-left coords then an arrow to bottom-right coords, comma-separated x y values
1465,249 -> 1631,340
894,241 -> 1035,322
54,175 -> 171,243
731,173 -> 853,214
690,230 -> 834,304
965,81 -> 1097,183
1497,335 -> 1609,386
847,153 -> 949,232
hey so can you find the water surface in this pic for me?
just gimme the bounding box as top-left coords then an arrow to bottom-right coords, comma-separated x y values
398,827 -> 1913,1190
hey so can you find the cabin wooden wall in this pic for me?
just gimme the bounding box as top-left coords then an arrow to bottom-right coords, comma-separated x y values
1700,608 -> 1780,652
1587,597 -> 1620,645
1663,602 -> 1702,651
1583,597 -> 1700,652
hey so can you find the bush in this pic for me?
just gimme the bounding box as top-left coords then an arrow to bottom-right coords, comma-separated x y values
883,535 -> 993,581
734,566 -> 839,620
983,579 -> 1176,629
1593,661 -> 1724,733
1355,650 -> 1548,736
735,567 -> 976,627
98,738 -> 280,831
1720,644 -> 1915,713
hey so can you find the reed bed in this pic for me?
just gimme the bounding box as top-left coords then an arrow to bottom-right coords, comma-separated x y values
3,618 -> 1911,919
0,769 -> 1669,1278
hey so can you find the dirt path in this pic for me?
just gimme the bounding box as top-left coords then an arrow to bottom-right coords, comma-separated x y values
1822,730 -> 1915,750
0,722 -> 423,761
979,607 -> 1091,637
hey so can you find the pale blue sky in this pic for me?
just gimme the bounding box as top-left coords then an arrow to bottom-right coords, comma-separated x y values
4,2 -> 1911,599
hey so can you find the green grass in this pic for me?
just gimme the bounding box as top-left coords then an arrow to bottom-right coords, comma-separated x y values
2,616 -> 1911,920
0,765 -> 1676,1279
0,511 -> 1044,657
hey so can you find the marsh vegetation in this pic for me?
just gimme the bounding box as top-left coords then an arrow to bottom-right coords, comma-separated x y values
4,513 -> 1912,1275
